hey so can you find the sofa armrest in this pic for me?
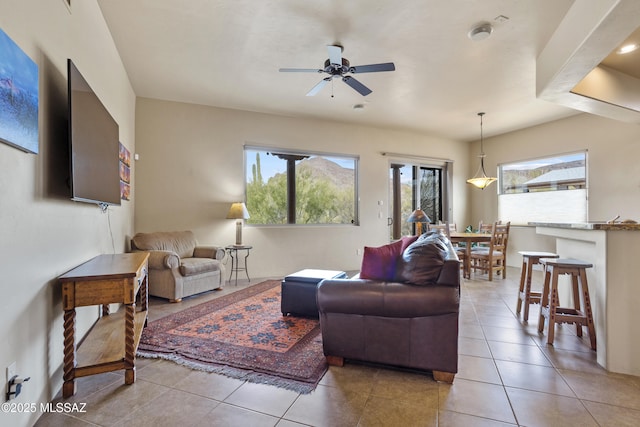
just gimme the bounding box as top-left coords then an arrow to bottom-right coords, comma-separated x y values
144,250 -> 180,269
435,240 -> 461,287
193,246 -> 225,260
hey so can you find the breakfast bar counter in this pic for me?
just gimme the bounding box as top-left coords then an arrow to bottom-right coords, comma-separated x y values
531,222 -> 640,376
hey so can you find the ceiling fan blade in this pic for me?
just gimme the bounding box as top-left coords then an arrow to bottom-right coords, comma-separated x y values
349,62 -> 396,73
279,68 -> 322,73
306,77 -> 331,96
327,45 -> 342,65
342,76 -> 372,96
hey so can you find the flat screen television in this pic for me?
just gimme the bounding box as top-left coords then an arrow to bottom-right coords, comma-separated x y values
67,59 -> 121,207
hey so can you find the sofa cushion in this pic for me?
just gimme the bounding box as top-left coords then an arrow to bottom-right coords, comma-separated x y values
179,258 -> 220,277
360,239 -> 404,281
397,231 -> 448,285
132,231 -> 197,258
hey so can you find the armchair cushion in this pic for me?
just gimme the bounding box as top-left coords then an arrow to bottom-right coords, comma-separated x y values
179,258 -> 220,277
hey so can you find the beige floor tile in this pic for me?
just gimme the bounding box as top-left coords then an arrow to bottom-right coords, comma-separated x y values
459,322 -> 485,339
68,379 -> 171,426
559,369 -> 640,410
319,364 -> 378,394
136,358 -> 196,387
582,400 -> 640,427
112,388 -> 219,427
458,336 -> 492,358
275,420 -> 309,427
283,384 -> 368,427
438,410 -> 517,426
477,314 -> 525,329
506,387 -> 598,427
540,346 -> 604,374
482,325 -> 537,345
358,395 -> 438,427
369,368 -> 439,404
456,355 -> 502,384
205,402 -> 279,427
438,378 -> 516,424
173,368 -> 245,401
224,381 -> 299,417
488,340 -> 552,366
51,371 -> 123,401
495,360 -> 575,397
34,413 -> 97,427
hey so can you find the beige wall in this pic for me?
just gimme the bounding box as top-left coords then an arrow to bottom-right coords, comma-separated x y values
468,113 -> 640,265
134,98 -> 471,277
0,2 -> 135,426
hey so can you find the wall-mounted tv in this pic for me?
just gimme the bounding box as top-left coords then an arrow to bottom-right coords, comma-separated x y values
67,59 -> 120,207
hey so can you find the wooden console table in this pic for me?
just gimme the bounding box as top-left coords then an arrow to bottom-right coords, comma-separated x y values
59,252 -> 149,397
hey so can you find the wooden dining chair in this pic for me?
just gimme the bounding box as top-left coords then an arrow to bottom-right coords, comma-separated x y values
470,221 -> 511,281
429,222 -> 456,237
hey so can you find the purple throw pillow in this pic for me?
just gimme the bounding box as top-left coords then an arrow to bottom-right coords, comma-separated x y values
360,239 -> 404,281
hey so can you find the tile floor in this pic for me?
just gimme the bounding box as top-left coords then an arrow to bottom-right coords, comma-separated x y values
35,269 -> 640,426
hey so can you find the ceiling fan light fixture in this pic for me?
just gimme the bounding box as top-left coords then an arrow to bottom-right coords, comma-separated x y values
468,23 -> 493,41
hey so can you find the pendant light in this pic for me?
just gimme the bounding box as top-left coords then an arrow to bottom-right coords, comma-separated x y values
466,112 -> 497,190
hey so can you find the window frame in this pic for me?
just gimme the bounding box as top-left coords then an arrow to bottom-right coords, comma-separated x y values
244,145 -> 360,226
388,157 -> 452,240
497,150 -> 588,225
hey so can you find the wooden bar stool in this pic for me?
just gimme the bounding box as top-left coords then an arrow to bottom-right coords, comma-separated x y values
516,251 -> 559,321
538,258 -> 596,350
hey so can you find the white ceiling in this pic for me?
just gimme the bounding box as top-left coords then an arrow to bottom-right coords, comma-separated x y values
96,0 -> 638,142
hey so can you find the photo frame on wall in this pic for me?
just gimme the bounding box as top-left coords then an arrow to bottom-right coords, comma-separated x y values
119,142 -> 131,201
0,27 -> 39,154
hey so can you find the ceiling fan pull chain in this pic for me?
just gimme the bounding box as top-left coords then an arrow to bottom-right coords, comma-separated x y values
331,78 -> 334,98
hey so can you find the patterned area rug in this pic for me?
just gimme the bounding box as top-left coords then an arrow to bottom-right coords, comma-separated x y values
137,280 -> 327,393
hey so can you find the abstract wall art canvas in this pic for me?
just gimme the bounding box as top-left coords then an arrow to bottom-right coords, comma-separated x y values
0,27 -> 39,154
119,142 -> 131,201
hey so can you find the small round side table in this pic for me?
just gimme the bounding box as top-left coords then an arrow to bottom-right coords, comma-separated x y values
225,245 -> 252,286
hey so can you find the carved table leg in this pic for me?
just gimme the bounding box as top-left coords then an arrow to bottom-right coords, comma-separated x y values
62,308 -> 76,398
124,302 -> 136,385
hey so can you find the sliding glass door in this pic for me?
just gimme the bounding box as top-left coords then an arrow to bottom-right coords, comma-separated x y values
389,164 -> 444,240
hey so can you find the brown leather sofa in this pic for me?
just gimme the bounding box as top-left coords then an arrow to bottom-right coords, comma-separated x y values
317,232 -> 460,383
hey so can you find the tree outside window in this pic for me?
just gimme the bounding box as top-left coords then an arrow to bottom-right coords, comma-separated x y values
245,147 -> 358,225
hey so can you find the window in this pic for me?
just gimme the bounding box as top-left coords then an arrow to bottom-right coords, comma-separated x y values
498,151 -> 587,224
389,162 -> 447,239
245,146 -> 358,225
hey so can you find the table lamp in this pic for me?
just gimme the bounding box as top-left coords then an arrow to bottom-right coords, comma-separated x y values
226,202 -> 250,245
407,209 -> 431,235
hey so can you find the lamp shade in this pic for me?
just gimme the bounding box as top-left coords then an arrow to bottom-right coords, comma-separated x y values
467,175 -> 497,189
226,202 -> 250,220
407,209 -> 431,224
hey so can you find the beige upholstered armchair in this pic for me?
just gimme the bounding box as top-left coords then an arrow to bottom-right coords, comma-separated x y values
131,231 -> 225,302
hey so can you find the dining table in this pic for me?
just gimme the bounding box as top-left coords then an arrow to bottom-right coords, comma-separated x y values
449,232 -> 492,279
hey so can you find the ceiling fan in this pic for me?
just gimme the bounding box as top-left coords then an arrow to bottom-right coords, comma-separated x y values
279,45 -> 395,97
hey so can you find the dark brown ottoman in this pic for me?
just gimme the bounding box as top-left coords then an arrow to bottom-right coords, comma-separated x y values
281,269 -> 347,318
